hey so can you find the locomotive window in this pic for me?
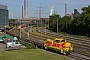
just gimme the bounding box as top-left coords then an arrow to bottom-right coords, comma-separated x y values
55,40 -> 60,43
61,40 -> 65,42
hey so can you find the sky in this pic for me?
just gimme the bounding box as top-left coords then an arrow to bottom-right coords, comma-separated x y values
0,0 -> 90,19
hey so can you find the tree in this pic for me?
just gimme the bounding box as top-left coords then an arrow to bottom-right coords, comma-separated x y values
49,14 -> 60,32
58,16 -> 73,33
70,5 -> 90,36
49,5 -> 90,36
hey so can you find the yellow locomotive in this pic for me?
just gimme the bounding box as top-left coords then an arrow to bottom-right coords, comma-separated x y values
44,38 -> 73,54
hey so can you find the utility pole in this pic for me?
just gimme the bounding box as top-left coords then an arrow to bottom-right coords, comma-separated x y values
45,19 -> 46,35
28,32 -> 29,38
57,17 -> 58,33
20,19 -> 21,39
43,16 -> 46,35
48,19 -> 49,29
5,17 -> 6,33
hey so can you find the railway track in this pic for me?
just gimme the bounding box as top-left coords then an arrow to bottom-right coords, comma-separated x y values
37,28 -> 90,45
6,28 -> 90,60
36,28 -> 90,56
68,52 -> 90,60
24,27 -> 90,59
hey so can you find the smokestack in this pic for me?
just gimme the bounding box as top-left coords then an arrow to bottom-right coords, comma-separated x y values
65,4 -> 67,16
22,6 -> 23,18
24,0 -> 28,18
12,13 -> 13,19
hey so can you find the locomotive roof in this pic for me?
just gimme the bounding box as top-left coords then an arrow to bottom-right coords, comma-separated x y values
55,38 -> 65,41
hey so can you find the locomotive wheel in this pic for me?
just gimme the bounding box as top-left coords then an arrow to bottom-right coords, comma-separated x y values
44,44 -> 48,50
63,51 -> 67,55
61,49 -> 67,55
61,49 -> 63,53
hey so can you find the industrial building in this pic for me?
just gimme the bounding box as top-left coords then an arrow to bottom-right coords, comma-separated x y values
0,4 -> 9,28
73,9 -> 80,18
66,8 -> 80,19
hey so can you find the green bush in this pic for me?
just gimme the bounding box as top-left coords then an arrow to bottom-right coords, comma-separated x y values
21,41 -> 36,49
26,43 -> 36,49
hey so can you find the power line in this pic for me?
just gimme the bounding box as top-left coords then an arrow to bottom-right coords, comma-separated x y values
33,4 -> 47,25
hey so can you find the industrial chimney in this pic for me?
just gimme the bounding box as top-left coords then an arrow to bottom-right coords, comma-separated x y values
24,0 -> 28,18
65,4 -> 67,16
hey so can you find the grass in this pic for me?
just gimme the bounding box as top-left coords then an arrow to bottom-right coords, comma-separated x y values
0,49 -> 71,60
